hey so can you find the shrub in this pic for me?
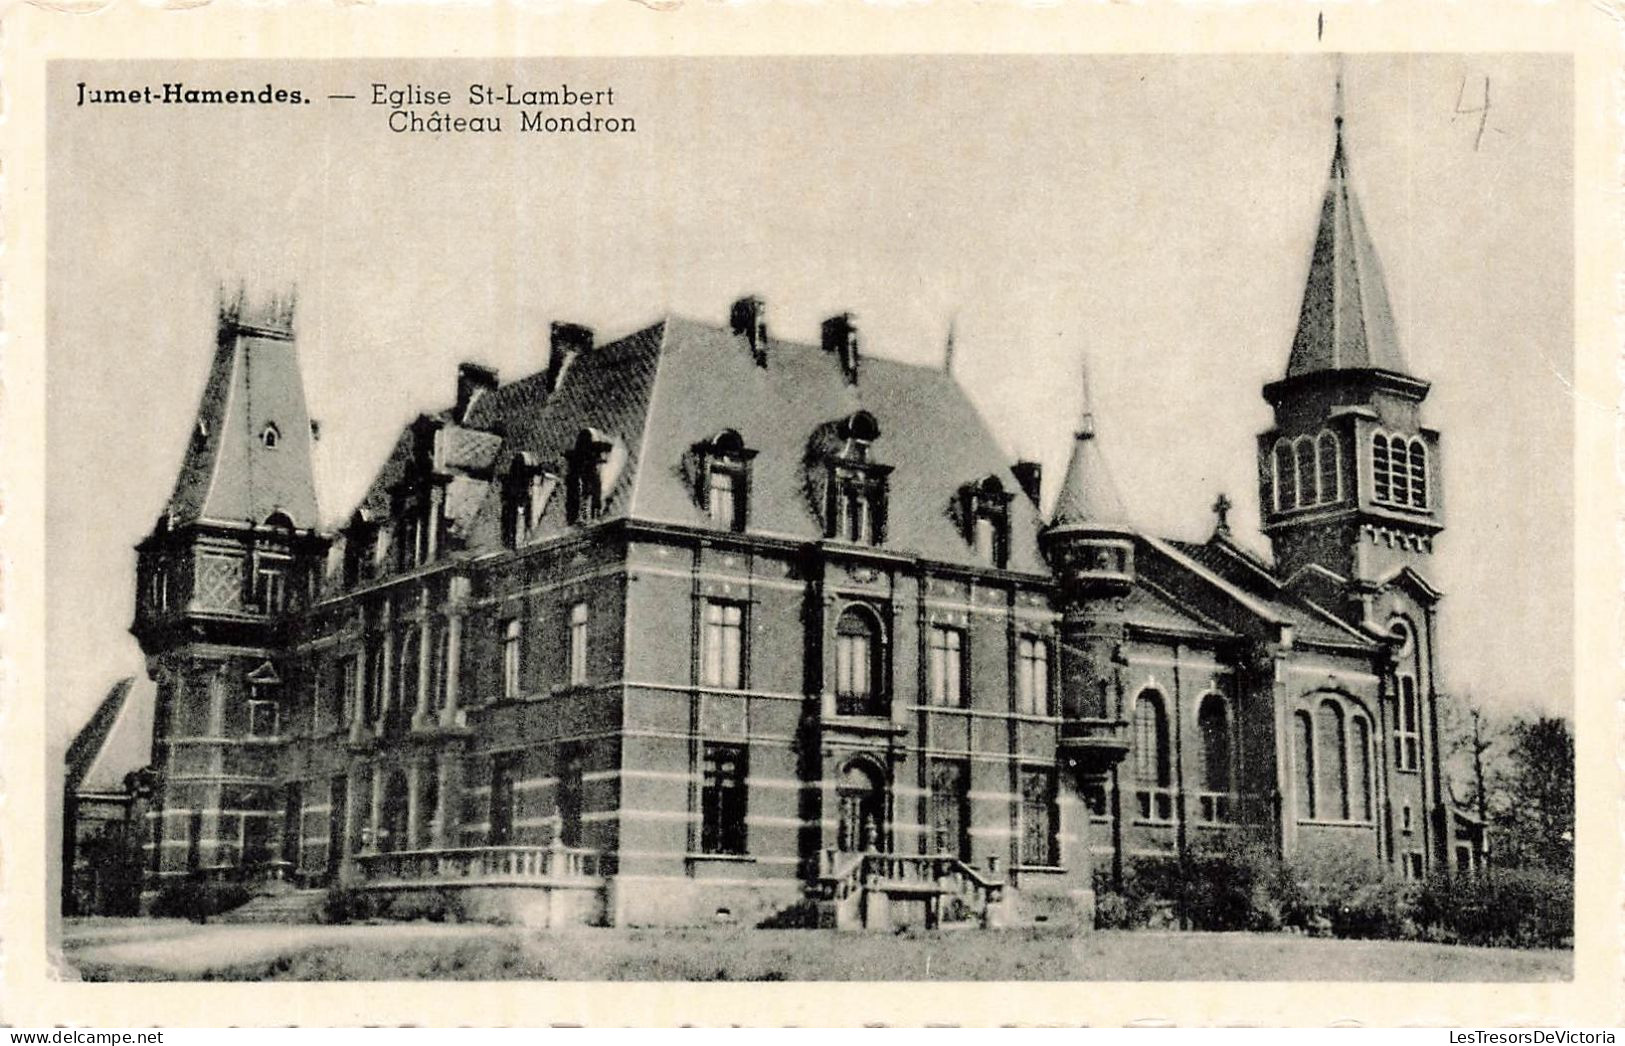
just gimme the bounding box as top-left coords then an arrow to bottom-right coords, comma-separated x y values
321,885 -> 380,924
1093,891 -> 1132,930
1414,867 -> 1572,949
150,879 -> 251,921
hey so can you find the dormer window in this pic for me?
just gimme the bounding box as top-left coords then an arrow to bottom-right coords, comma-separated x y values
342,511 -> 378,587
696,430 -> 755,533
255,562 -> 288,613
260,423 -> 281,449
566,429 -> 615,524
501,454 -> 555,548
959,476 -> 1013,568
822,412 -> 890,546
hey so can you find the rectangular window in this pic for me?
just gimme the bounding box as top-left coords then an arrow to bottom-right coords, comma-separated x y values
311,660 -> 331,733
557,744 -> 585,847
702,601 -> 745,689
829,471 -> 886,546
249,699 -> 278,738
568,602 -> 589,686
1404,852 -> 1424,881
707,468 -> 744,531
364,642 -> 385,722
927,626 -> 965,707
256,565 -> 288,612
1019,768 -> 1058,867
1016,636 -> 1050,715
341,657 -> 359,723
502,618 -> 523,700
700,742 -> 748,855
1401,803 -> 1414,834
489,753 -> 517,846
928,760 -> 970,860
1396,676 -> 1420,771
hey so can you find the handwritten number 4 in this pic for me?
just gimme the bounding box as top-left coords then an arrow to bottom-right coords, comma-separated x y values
1453,76 -> 1491,151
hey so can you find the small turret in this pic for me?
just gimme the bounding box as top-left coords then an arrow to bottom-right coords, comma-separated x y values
1040,365 -> 1134,597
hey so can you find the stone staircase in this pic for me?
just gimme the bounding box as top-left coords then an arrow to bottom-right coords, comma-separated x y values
815,852 -> 1007,931
219,887 -> 329,924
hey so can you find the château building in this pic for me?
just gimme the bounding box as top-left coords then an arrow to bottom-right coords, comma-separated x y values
122,117 -> 1483,928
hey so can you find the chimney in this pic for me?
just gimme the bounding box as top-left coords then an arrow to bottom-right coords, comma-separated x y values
547,322 -> 595,393
730,296 -> 769,367
455,362 -> 500,423
1011,461 -> 1043,509
822,312 -> 860,384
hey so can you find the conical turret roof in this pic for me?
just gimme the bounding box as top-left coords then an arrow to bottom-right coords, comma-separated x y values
1285,121 -> 1409,379
164,289 -> 320,530
1048,368 -> 1129,530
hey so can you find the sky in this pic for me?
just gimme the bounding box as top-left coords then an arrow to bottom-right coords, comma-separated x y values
46,53 -> 1573,747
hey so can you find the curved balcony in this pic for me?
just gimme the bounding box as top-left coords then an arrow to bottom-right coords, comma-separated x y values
1058,717 -> 1131,778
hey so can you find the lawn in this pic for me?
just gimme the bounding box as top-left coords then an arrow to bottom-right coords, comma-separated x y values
60,919 -> 1572,982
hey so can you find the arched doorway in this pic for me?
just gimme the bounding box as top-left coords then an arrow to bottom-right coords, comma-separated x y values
837,761 -> 886,853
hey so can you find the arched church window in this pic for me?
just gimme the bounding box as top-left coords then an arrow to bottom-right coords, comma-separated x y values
1351,714 -> 1373,821
1316,700 -> 1349,820
260,423 -> 281,449
1197,694 -> 1232,793
1294,710 -> 1315,819
1316,431 -> 1340,503
1408,440 -> 1428,508
1273,440 -> 1294,512
1372,434 -> 1392,503
1133,691 -> 1170,788
1133,690 -> 1173,822
1294,437 -> 1317,506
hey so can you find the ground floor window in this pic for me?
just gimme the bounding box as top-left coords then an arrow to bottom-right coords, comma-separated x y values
928,760 -> 970,860
490,753 -> 517,846
700,743 -> 748,855
1019,767 -> 1058,867
557,744 -> 585,848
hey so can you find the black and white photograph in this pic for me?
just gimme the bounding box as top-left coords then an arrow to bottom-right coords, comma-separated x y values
9,13 -> 1611,1025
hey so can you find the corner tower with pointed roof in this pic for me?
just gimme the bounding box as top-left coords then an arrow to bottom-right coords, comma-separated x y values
1257,106 -> 1443,626
131,289 -> 329,893
1040,371 -> 1135,807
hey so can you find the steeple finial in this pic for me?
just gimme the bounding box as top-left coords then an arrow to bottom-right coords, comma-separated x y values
942,314 -> 957,375
1076,359 -> 1096,440
1211,492 -> 1233,537
1047,352 -> 1127,530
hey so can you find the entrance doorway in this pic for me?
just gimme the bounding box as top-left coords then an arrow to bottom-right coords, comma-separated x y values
837,761 -> 886,852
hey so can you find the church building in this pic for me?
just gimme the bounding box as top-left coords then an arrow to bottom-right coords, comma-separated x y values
124,115 -> 1483,928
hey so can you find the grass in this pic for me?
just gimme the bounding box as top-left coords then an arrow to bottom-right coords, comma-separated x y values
61,920 -> 1573,982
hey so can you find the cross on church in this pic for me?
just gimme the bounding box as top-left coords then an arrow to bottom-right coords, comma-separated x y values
1212,493 -> 1233,535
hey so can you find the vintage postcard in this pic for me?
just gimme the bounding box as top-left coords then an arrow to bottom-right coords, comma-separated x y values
1,0 -> 1618,1028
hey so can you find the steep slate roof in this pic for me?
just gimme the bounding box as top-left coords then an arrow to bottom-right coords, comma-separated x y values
354,316 -> 1046,573
627,317 -> 1047,572
65,677 -> 153,796
166,305 -> 321,530
1285,127 -> 1409,379
1163,537 -> 1372,648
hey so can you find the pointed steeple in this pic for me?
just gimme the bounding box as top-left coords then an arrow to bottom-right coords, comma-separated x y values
1048,362 -> 1128,530
1285,90 -> 1408,379
164,287 -> 320,529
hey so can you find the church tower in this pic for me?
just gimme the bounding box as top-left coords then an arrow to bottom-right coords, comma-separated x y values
1256,108 -> 1443,626
130,289 -> 328,895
